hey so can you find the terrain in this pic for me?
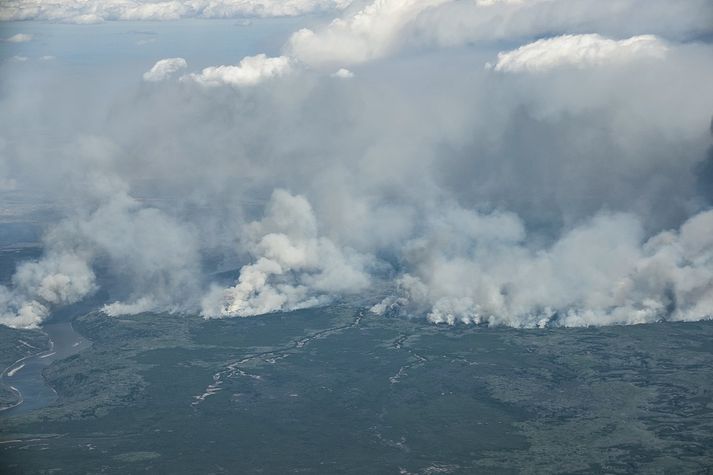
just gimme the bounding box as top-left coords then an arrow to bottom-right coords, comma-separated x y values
2,304 -> 713,474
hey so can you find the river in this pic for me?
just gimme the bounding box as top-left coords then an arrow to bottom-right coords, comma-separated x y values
0,321 -> 91,417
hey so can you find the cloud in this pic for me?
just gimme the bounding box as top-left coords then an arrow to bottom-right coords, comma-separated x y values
143,57 -> 188,82
488,34 -> 668,73
287,0 -> 448,66
181,54 -> 292,87
201,189 -> 370,318
0,0 -> 351,22
5,33 -> 32,43
286,0 -> 712,67
331,68 -> 354,78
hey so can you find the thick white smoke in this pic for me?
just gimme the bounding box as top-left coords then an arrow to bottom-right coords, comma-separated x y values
0,0 -> 712,329
0,169 -> 202,327
201,189 -> 370,318
371,207 -> 713,327
0,251 -> 96,328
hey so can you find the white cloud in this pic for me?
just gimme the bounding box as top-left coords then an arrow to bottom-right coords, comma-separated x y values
0,0 -> 351,22
143,57 -> 188,82
182,54 -> 291,87
287,0 -> 449,66
331,68 -> 354,78
5,33 -> 33,43
286,0 -> 711,67
489,34 -> 669,73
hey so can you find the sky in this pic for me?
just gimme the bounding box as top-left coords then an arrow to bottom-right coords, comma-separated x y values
0,0 -> 712,329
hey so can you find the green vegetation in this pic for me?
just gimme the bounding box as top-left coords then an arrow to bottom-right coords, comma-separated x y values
2,306 -> 713,473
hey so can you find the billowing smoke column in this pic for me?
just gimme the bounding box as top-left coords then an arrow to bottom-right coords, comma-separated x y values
0,251 -> 96,328
201,189 -> 370,318
371,209 -> 713,327
0,176 -> 202,328
0,0 -> 712,328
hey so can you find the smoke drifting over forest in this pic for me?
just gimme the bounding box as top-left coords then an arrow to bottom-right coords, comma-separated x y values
1,0 -> 713,328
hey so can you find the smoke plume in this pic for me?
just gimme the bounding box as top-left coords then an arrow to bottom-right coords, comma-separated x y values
1,0 -> 712,328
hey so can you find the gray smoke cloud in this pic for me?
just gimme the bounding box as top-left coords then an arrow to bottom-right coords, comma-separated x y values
1,0 -> 712,328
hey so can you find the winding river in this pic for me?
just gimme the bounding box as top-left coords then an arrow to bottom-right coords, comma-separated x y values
0,321 -> 90,417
